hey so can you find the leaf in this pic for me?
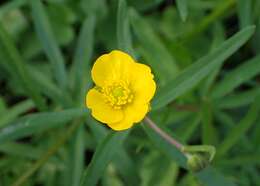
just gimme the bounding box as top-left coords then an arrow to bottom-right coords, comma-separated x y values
72,15 -> 96,106
67,124 -> 85,186
142,122 -> 187,168
0,99 -> 34,128
27,66 -> 72,107
117,0 -> 134,56
80,131 -> 129,186
237,0 -> 252,28
0,97 -> 6,114
113,150 -> 140,186
201,102 -> 218,145
0,22 -> 47,111
142,121 -> 237,186
0,108 -> 87,144
176,0 -> 188,21
87,118 -> 140,186
216,87 -> 260,109
196,167 -> 237,186
0,142 -> 59,163
211,55 -> 260,99
217,94 -> 260,157
129,9 -> 179,85
30,0 -> 67,90
152,26 -> 255,110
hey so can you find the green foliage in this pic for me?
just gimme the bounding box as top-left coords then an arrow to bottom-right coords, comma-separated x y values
0,0 -> 260,185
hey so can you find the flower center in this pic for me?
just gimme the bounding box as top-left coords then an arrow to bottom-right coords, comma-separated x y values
102,81 -> 133,109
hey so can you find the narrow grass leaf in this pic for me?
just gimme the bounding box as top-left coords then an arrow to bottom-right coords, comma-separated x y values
72,15 -> 96,105
176,0 -> 188,21
87,119 -> 140,186
237,0 -> 252,28
0,142 -> 60,163
30,0 -> 67,89
80,131 -> 129,186
196,167 -> 237,186
219,154 -> 260,166
211,55 -> 260,99
216,87 -> 260,109
28,66 -> 72,107
0,97 -> 6,114
218,94 -> 260,157
0,23 -> 47,111
152,26 -> 255,110
129,9 -> 179,85
0,99 -> 34,128
201,102 -> 218,145
113,150 -> 140,186
117,0 -> 134,55
0,108 -> 87,144
68,124 -> 85,186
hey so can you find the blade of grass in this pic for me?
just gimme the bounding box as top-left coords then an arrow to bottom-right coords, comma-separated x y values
0,97 -> 6,114
129,9 -> 179,85
176,0 -> 188,21
0,99 -> 34,128
117,0 -> 134,56
80,131 -> 129,186
87,118 -> 140,186
237,0 -> 252,28
216,87 -> 260,109
113,150 -> 140,186
0,23 -> 47,111
0,142 -> 60,163
218,154 -> 260,166
30,0 -> 67,90
211,55 -> 260,99
196,167 -> 236,186
72,15 -> 96,106
201,101 -> 218,145
152,26 -> 255,110
67,124 -> 85,186
28,65 -> 72,107
214,110 -> 253,151
11,119 -> 82,186
217,94 -> 260,157
0,108 -> 87,144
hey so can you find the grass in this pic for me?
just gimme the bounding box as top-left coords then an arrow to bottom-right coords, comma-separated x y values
0,0 -> 260,186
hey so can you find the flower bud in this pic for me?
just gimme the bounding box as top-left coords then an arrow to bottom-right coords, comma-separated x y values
186,154 -> 210,172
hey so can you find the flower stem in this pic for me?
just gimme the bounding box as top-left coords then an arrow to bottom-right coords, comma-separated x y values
144,116 -> 184,151
144,116 -> 217,172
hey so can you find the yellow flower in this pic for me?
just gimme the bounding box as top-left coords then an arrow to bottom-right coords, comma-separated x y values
86,50 -> 156,131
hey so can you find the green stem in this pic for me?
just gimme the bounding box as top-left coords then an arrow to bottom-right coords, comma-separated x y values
144,116 -> 184,151
11,119 -> 83,186
144,116 -> 216,165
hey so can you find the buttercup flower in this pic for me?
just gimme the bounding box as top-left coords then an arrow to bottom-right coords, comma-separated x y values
86,50 -> 156,131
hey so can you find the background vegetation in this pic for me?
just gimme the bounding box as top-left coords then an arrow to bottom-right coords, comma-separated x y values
0,0 -> 260,185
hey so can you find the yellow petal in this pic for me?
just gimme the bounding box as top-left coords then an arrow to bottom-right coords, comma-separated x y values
130,63 -> 156,104
107,103 -> 149,131
91,50 -> 135,87
86,88 -> 123,123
